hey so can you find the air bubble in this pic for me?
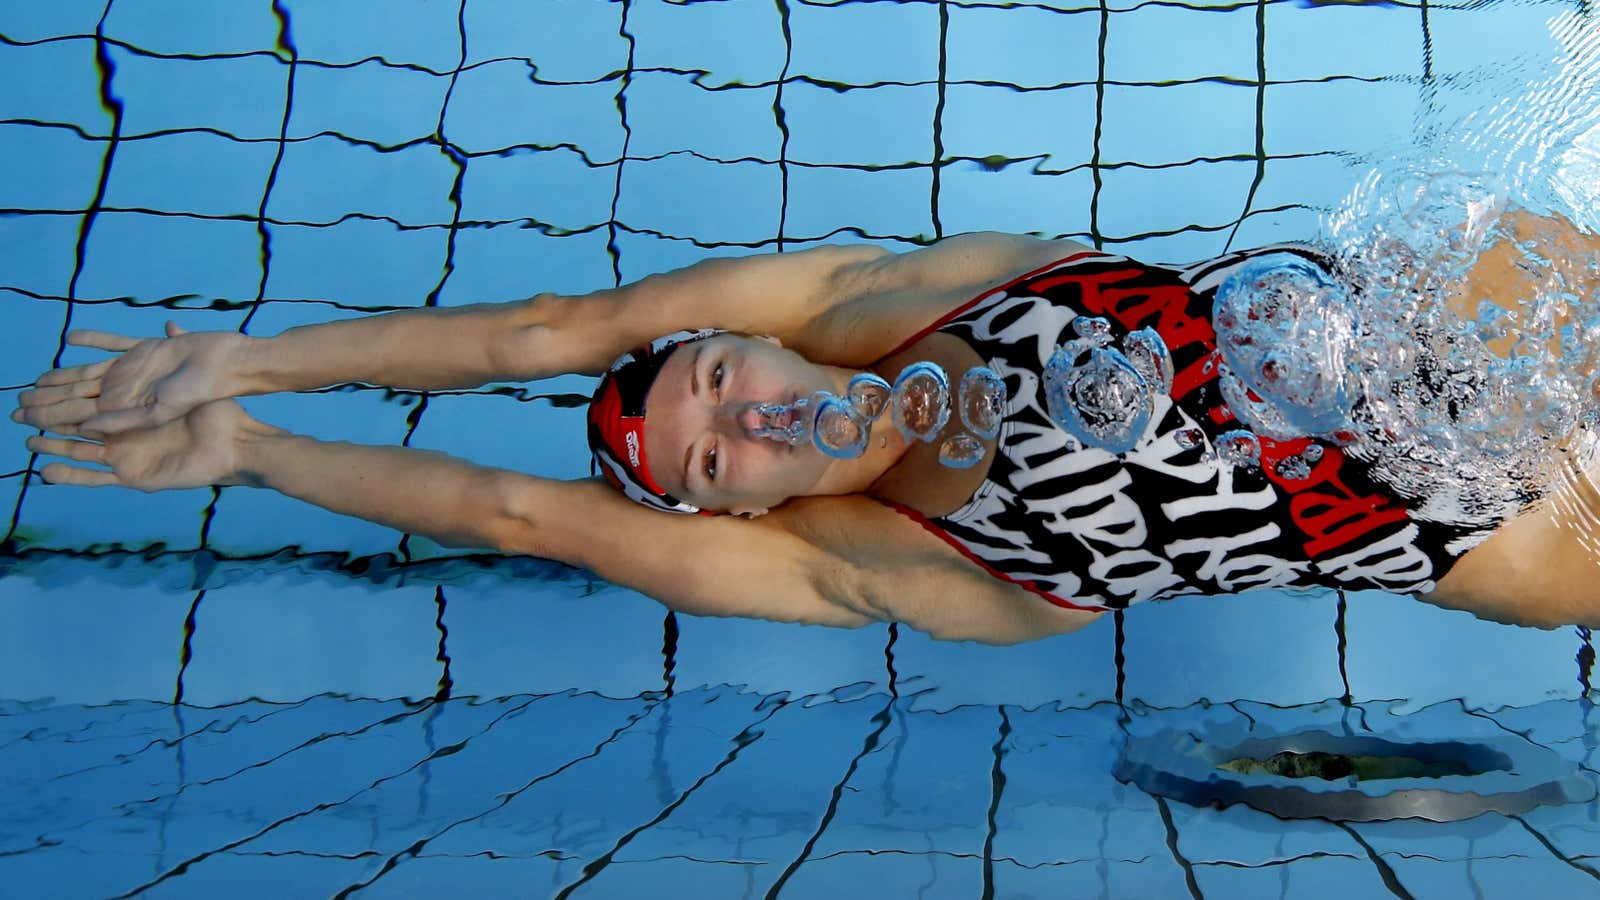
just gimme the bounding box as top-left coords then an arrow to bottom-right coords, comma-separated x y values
1275,456 -> 1313,481
889,362 -> 952,443
958,367 -> 1007,440
939,433 -> 986,469
1072,315 -> 1115,346
1176,428 -> 1205,450
1216,430 -> 1262,467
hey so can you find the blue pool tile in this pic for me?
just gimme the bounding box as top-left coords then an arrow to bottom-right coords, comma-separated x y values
0,123 -> 109,211
50,697 -> 489,863
785,165 -> 933,242
1247,152 -> 1361,222
467,0 -> 625,78
1379,856 -> 1600,900
111,48 -> 289,142
947,3 -> 1100,88
266,136 -> 456,226
0,295 -> 66,387
264,219 -> 447,310
784,83 -> 938,167
1266,1 -> 1423,82
1122,589 -> 1348,709
51,302 -> 248,369
625,73 -> 781,162
806,704 -> 997,859
445,61 -> 623,158
668,615 -> 891,698
181,576 -> 442,705
142,851 -> 370,899
1167,799 -> 1364,866
280,0 -> 463,73
104,0 -> 282,57
1101,82 -> 1258,167
1098,158 -> 1259,243
788,0 -> 939,87
608,696 -> 893,872
936,163 -> 1096,240
459,147 -> 615,232
0,38 -> 113,133
991,705 -> 1176,864
17,480 -> 212,553
1428,1 -> 1563,79
630,0 -> 785,87
442,579 -> 668,700
0,577 -> 191,704
289,58 -> 448,147
1265,80 -> 1418,158
778,853 -> 981,900
1343,589 -> 1581,713
405,389 -> 592,482
612,230 -> 752,287
102,131 -> 279,218
994,858 -> 1197,899
0,213 -> 80,298
439,227 -> 615,305
616,155 -> 782,245
940,84 -> 1098,171
1224,206 -> 1324,252
886,620 -> 1117,712
1194,855 -> 1391,899
344,854 -> 571,899
0,0 -> 106,42
1111,229 -> 1237,268
1107,3 -> 1258,84
79,211 -> 264,303
0,848 -> 172,900
419,692 -> 765,862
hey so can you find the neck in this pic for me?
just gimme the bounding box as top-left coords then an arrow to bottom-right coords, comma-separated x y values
799,362 -> 915,496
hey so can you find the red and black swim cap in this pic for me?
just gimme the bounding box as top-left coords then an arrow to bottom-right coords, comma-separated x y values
587,329 -> 724,514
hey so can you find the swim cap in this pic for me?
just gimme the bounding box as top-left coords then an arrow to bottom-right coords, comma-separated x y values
587,329 -> 725,514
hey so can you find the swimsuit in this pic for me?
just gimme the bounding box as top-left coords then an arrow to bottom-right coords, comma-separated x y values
873,246 -> 1496,613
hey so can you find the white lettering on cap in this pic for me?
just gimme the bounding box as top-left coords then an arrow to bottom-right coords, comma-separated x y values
625,430 -> 641,468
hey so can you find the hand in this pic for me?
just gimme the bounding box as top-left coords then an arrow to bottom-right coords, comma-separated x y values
26,399 -> 260,492
12,322 -> 251,438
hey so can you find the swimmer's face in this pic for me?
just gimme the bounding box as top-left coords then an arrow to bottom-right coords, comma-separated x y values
644,333 -> 837,515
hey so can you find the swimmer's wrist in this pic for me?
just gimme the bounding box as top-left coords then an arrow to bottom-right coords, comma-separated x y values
227,417 -> 294,488
227,335 -> 278,397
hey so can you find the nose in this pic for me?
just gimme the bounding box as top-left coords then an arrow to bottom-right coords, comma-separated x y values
713,402 -> 765,439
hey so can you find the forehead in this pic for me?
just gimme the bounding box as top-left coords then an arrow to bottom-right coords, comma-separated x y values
641,340 -> 704,497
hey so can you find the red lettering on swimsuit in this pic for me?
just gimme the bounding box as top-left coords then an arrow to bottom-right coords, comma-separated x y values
1259,437 -> 1410,558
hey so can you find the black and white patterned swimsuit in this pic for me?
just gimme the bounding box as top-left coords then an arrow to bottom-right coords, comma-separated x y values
873,246 -> 1495,613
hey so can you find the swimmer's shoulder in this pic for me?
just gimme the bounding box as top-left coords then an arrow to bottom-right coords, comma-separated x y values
795,233 -> 1095,365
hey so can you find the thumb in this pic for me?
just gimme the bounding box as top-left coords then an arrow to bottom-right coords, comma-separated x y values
81,406 -> 158,437
164,321 -> 189,337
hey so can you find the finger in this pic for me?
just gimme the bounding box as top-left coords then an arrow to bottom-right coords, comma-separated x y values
27,435 -> 108,465
13,398 -> 100,430
38,463 -> 121,488
66,329 -> 141,352
164,320 -> 189,337
34,358 -> 114,388
18,380 -> 102,407
80,407 -> 158,436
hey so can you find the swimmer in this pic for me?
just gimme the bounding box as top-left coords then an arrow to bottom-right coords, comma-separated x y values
13,226 -> 1600,641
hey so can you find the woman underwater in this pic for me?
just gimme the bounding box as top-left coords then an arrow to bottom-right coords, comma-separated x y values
13,222 -> 1600,643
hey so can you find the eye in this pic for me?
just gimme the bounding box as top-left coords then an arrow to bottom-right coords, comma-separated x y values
710,362 -> 726,396
703,444 -> 718,483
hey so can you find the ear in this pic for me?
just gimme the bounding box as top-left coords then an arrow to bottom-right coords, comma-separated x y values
755,334 -> 782,348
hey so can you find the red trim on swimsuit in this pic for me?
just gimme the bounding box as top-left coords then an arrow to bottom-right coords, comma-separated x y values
874,250 -> 1109,364
869,249 -> 1115,614
874,497 -> 1111,613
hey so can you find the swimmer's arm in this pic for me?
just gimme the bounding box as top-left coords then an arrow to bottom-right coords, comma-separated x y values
502,232 -> 1090,374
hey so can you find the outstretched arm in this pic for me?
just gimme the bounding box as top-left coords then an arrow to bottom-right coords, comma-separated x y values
15,232 -> 1078,436
27,400 -> 877,628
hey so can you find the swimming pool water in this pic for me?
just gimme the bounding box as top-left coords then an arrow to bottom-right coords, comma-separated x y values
2,0 -> 1598,896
